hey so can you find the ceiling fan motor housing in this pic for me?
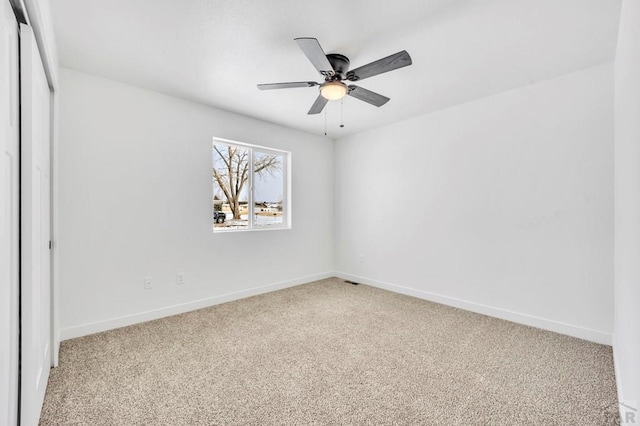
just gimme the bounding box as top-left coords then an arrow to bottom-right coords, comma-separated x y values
326,53 -> 350,80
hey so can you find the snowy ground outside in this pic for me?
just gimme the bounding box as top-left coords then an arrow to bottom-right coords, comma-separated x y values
213,212 -> 282,230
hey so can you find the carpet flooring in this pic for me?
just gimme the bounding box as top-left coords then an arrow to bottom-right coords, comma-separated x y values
40,278 -> 618,425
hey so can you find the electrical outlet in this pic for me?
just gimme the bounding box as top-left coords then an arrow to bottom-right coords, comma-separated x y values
177,272 -> 185,285
358,255 -> 365,264
144,276 -> 153,289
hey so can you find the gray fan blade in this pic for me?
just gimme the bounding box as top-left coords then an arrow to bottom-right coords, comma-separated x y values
307,94 -> 328,115
347,85 -> 390,107
295,37 -> 334,76
347,50 -> 412,82
257,82 -> 319,90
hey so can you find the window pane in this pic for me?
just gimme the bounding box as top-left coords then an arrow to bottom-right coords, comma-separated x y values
253,151 -> 284,228
213,143 -> 249,230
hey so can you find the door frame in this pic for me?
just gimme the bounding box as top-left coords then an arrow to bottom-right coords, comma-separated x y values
1,1 -> 21,424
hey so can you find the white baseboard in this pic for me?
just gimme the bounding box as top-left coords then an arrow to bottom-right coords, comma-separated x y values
613,334 -> 624,402
60,271 -> 613,346
611,335 -> 638,419
335,271 -> 612,346
52,329 -> 60,367
60,272 -> 334,341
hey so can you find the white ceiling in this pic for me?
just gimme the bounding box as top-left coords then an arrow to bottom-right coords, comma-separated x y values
51,0 -> 621,138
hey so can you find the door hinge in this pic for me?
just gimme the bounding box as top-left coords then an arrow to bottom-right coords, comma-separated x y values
49,240 -> 52,250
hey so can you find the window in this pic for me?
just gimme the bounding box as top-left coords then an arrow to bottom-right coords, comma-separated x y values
212,138 -> 290,232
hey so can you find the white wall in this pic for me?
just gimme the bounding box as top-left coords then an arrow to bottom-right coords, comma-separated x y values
58,68 -> 334,338
335,63 -> 614,344
614,0 -> 640,408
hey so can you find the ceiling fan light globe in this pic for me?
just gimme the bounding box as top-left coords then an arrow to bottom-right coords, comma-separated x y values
320,81 -> 348,100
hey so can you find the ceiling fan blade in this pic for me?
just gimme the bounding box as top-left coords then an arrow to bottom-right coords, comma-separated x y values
257,82 -> 319,90
347,50 -> 412,82
294,37 -> 334,76
347,85 -> 390,107
307,94 -> 328,115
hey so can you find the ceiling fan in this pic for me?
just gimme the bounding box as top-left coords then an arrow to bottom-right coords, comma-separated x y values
257,38 -> 412,115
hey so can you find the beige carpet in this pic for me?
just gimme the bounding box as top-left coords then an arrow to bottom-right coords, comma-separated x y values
40,278 -> 618,425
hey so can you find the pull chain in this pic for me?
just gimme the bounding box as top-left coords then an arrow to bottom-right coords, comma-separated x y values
340,99 -> 344,128
324,108 -> 327,136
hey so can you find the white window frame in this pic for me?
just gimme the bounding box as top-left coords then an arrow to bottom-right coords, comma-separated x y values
212,137 -> 291,232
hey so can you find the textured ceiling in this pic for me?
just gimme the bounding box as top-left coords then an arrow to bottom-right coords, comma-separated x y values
51,0 -> 621,138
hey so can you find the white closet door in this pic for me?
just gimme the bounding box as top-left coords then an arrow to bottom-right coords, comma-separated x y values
20,23 -> 52,426
0,1 -> 19,425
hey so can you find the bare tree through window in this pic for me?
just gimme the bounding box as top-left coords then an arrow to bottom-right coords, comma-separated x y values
212,141 -> 287,231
